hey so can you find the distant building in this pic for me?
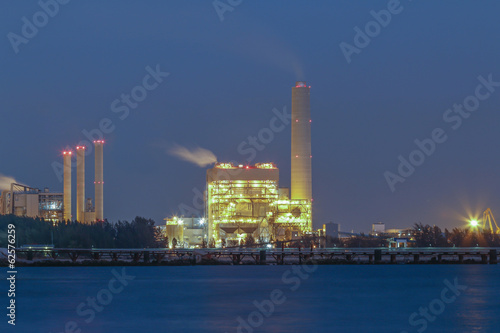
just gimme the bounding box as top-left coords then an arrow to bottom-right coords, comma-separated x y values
385,228 -> 414,237
324,222 -> 340,239
371,222 -> 385,235
389,238 -> 409,248
385,228 -> 416,248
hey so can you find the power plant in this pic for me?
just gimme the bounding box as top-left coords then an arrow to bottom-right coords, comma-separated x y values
0,141 -> 105,223
2,81 -> 312,243
166,82 -> 314,247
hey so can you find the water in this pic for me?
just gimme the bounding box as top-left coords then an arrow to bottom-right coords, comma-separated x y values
2,265 -> 500,332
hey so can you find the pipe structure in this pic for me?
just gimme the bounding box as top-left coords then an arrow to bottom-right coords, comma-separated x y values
291,81 -> 312,202
63,151 -> 72,221
94,140 -> 104,221
76,146 -> 85,222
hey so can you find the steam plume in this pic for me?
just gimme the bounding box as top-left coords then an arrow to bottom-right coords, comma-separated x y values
169,145 -> 217,167
0,174 -> 19,191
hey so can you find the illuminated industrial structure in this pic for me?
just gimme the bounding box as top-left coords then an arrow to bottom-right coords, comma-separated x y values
206,163 -> 279,245
482,208 -> 500,234
205,162 -> 312,246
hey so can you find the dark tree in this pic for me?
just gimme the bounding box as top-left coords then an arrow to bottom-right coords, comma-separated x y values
244,234 -> 256,247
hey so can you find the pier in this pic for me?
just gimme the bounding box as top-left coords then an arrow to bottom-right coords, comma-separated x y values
9,247 -> 500,265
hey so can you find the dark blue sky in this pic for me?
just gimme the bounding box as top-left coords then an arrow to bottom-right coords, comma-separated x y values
1,1 -> 500,232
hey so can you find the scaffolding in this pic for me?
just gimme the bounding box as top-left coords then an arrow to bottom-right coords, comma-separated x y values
270,199 -> 312,240
207,179 -> 278,243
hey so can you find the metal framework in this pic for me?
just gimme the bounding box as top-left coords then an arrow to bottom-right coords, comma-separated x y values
270,199 -> 312,237
208,179 -> 278,242
483,208 -> 500,234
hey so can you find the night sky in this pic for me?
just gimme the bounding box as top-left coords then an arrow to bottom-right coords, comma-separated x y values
1,1 -> 500,232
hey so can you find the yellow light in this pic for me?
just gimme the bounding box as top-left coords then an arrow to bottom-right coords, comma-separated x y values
470,220 -> 479,227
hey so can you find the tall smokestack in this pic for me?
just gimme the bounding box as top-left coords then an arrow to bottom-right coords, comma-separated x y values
291,81 -> 312,203
63,151 -> 72,221
94,140 -> 104,221
76,146 -> 85,222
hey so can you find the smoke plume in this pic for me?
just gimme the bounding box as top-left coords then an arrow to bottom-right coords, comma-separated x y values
168,145 -> 217,167
0,174 -> 19,191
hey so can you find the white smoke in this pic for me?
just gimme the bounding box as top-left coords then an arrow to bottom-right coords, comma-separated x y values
0,174 -> 19,191
168,145 -> 217,167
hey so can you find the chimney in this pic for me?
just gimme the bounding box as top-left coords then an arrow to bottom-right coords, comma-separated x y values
291,81 -> 312,203
76,146 -> 85,222
63,151 -> 72,221
94,140 -> 104,221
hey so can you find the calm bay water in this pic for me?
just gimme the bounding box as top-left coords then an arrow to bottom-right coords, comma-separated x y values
2,265 -> 500,332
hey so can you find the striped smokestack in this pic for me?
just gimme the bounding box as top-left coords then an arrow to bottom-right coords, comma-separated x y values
63,151 -> 72,221
94,140 -> 104,221
76,146 -> 85,222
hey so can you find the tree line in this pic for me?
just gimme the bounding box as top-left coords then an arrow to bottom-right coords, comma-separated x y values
0,215 -> 167,248
319,223 -> 500,248
411,223 -> 500,247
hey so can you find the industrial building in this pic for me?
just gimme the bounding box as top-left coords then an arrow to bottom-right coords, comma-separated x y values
0,184 -> 64,222
164,216 -> 205,248
206,162 -> 280,245
165,82 -> 314,246
202,162 -> 312,246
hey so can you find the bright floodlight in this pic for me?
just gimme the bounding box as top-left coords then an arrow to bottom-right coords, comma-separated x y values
199,218 -> 205,225
470,220 -> 479,227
